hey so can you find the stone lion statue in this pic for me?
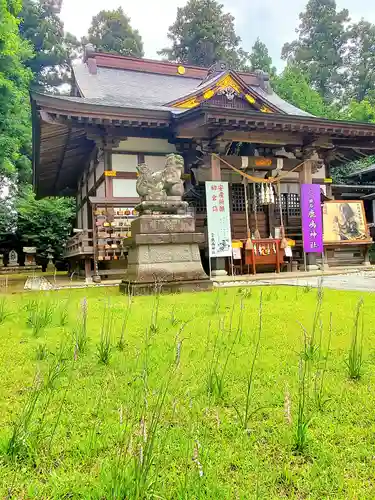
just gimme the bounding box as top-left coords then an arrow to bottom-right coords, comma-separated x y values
136,163 -> 165,200
136,154 -> 185,201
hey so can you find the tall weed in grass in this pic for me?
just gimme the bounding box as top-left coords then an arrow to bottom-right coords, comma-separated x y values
235,293 -> 262,429
117,292 -> 132,351
33,345 -> 69,450
58,298 -> 70,327
6,373 -> 43,461
131,381 -> 171,498
35,343 -> 48,361
45,344 -> 69,390
211,290 -> 221,315
106,331 -> 177,499
26,299 -> 53,336
97,302 -> 114,365
47,358 -> 76,455
0,296 -> 11,324
150,293 -> 160,334
346,298 -> 365,380
294,353 -> 312,453
73,297 -> 88,356
314,313 -> 333,411
6,345 -> 69,464
293,292 -> 327,452
300,284 -> 324,362
207,300 -> 245,401
169,303 -> 179,327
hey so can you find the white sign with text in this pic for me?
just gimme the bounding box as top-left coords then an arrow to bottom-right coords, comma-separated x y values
206,181 -> 232,258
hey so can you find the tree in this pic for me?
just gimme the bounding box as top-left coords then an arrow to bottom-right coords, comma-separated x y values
249,38 -> 275,75
272,65 -> 329,117
343,95 -> 375,123
345,20 -> 375,102
86,7 -> 144,58
0,0 -> 33,187
159,0 -> 248,69
282,0 -> 350,103
19,0 -> 80,91
16,188 -> 75,259
331,155 -> 375,184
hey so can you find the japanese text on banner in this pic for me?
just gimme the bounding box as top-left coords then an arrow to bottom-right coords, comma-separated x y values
301,184 -> 323,254
206,182 -> 232,258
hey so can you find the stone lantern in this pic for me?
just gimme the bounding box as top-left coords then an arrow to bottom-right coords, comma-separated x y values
46,246 -> 55,273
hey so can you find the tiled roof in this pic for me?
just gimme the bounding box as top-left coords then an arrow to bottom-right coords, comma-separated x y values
347,164 -> 375,178
50,93 -> 186,114
250,86 -> 313,117
73,60 -> 313,117
73,62 -> 201,108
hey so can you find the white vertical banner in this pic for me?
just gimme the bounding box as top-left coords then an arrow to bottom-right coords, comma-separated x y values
206,181 -> 232,258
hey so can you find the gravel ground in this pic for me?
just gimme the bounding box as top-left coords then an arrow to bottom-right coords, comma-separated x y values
215,271 -> 375,292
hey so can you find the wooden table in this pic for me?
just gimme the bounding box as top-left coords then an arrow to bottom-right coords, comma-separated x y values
244,239 -> 285,274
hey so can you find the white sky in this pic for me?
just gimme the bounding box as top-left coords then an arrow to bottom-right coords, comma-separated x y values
60,0 -> 375,68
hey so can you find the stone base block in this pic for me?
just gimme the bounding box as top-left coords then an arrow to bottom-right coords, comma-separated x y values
130,232 -> 205,246
0,265 -> 42,275
120,278 -> 212,296
136,200 -> 188,215
131,215 -> 195,234
126,241 -> 207,282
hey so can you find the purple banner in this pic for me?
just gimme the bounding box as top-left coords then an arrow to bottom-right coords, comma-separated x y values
301,184 -> 323,253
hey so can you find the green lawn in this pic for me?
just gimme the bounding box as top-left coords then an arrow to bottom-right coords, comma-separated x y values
0,285 -> 374,499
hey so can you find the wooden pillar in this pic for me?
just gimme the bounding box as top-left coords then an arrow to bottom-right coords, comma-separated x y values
104,151 -> 113,198
84,257 -> 92,282
210,153 -> 221,181
299,159 -> 313,185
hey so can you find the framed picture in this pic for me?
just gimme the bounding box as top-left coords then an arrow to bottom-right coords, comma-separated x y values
323,200 -> 371,243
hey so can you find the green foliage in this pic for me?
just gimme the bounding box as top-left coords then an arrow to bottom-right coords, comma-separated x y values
16,188 -> 75,259
282,0 -> 350,103
345,20 -> 375,102
272,65 -> 329,117
0,0 -> 33,185
159,0 -> 248,69
1,287 -> 375,497
343,94 -> 375,123
86,7 -> 144,58
331,155 -> 375,184
249,38 -> 275,75
19,0 -> 80,91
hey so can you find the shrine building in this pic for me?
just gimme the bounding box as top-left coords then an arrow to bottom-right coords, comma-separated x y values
31,45 -> 375,280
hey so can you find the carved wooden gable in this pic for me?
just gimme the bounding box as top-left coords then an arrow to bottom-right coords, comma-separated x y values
168,73 -> 275,113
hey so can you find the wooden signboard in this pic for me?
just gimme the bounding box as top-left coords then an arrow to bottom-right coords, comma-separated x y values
323,200 -> 371,244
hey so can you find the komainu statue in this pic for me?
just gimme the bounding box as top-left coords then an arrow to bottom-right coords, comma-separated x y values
136,164 -> 165,200
164,154 -> 184,197
136,154 -> 188,214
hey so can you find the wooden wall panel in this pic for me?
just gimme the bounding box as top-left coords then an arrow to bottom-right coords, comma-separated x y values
231,213 -> 268,240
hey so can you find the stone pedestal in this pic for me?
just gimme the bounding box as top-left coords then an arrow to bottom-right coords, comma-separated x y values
211,258 -> 228,277
120,215 -> 212,295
